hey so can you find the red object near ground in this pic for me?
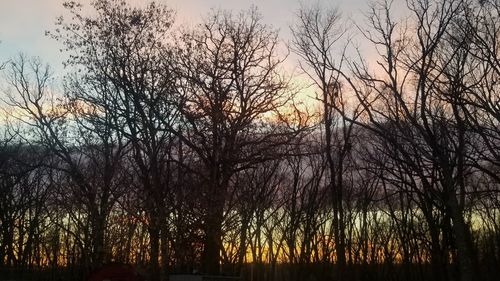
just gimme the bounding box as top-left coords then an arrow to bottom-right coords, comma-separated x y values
87,263 -> 142,281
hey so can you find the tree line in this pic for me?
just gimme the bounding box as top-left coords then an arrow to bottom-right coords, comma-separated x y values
0,0 -> 499,281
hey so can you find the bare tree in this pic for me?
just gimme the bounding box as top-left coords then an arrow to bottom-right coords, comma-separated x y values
320,0 -> 479,280
3,53 -> 130,274
291,4 -> 362,279
174,7 -> 300,274
49,1 -> 178,279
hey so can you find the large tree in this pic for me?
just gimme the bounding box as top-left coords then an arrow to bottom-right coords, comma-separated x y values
49,1 -> 178,280
174,8 -> 300,274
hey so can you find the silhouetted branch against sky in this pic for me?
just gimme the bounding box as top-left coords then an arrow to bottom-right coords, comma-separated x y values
0,0 -> 371,72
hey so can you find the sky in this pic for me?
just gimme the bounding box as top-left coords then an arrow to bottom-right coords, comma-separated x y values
0,0 -> 369,71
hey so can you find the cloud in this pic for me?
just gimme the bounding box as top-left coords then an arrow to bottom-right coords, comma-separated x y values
0,0 -> 68,67
0,0 -> 371,73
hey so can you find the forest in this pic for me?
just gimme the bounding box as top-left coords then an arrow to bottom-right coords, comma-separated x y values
0,0 -> 499,281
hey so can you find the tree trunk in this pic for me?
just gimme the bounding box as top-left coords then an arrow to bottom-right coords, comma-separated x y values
161,221 -> 170,281
149,222 -> 161,281
237,215 -> 250,275
202,208 -> 223,275
91,211 -> 106,268
447,191 -> 476,281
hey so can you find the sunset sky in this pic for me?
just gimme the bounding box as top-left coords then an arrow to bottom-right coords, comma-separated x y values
0,0 -> 368,71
